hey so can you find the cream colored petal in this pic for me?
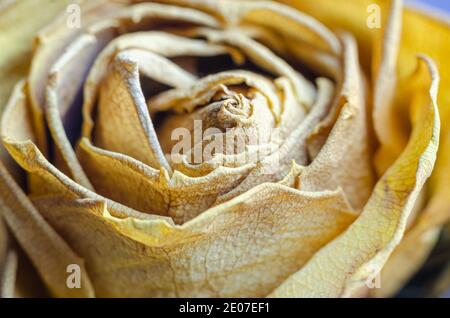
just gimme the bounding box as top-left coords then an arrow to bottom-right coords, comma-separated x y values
373,0 -> 407,175
92,51 -> 171,172
27,0 -> 123,153
31,182 -> 356,297
197,28 -> 316,108
149,70 -> 280,117
2,135 -> 170,223
298,34 -> 374,211
369,227 -> 440,297
35,4 -> 222,184
78,137 -> 255,223
0,0 -> 73,183
369,55 -> 445,298
0,0 -> 72,142
229,22 -> 340,80
216,77 -> 335,204
48,30 -> 231,184
286,40 -> 340,80
269,56 -> 440,298
0,160 -> 94,297
282,0 -> 391,72
45,33 -> 114,190
304,33 -> 353,161
81,31 -> 232,135
27,0 -> 218,152
81,6 -> 221,137
159,0 -> 341,54
76,138 -> 166,216
0,80 -> 47,195
82,31 -> 229,111
1,81 -> 36,145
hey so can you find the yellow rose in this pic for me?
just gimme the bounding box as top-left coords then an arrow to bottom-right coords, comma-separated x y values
0,0 -> 448,298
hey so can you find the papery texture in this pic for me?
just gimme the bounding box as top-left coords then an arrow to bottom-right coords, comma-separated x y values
0,0 -> 448,298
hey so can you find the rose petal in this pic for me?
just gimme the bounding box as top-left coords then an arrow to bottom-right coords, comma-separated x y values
31,183 -> 356,297
28,0 -> 124,153
298,34 -> 375,211
368,55 -> 443,297
269,56 -> 440,298
0,160 -> 95,297
373,0 -> 405,175
77,138 -> 255,223
216,77 -> 335,203
2,132 -> 170,222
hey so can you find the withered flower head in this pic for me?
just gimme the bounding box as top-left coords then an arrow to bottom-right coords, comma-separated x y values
0,0 -> 449,298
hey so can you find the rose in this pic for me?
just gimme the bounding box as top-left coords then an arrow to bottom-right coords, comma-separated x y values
0,0 -> 446,298
0,0 -> 448,298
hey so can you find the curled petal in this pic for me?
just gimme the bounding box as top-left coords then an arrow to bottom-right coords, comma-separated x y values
0,160 -> 95,297
298,34 -> 374,211
77,138 -> 255,223
31,183 -> 356,297
269,56 -> 440,298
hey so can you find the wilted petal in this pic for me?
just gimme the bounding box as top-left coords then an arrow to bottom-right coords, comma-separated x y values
373,0 -> 405,175
0,0 -> 447,299
2,119 -> 169,222
31,182 -> 356,297
0,160 -> 94,297
216,77 -> 335,203
42,3 -> 223,185
77,138 -> 255,223
0,0 -> 72,132
269,56 -> 440,298
369,54 -> 444,297
28,0 -> 124,153
298,34 -> 374,211
159,0 -> 341,54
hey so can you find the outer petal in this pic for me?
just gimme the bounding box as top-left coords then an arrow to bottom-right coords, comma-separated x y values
289,0 -> 450,295
0,159 -> 95,297
77,138 -> 255,223
372,0 -> 406,174
269,56 -> 440,297
369,54 -> 445,297
30,183 -> 357,297
0,0 -> 71,182
375,5 -> 450,296
283,0 -> 392,71
0,0 -> 71,115
400,7 -> 450,230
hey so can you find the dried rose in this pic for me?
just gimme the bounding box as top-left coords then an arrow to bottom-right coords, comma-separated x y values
0,0 -> 448,298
